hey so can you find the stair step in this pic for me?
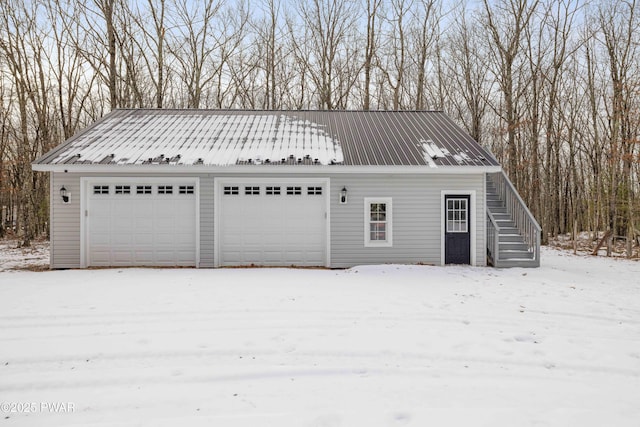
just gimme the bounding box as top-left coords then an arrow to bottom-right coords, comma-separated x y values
492,213 -> 511,220
486,175 -> 540,268
497,234 -> 524,243
499,242 -> 529,251
496,221 -> 516,228
499,250 -> 535,260
497,227 -> 520,235
493,258 -> 540,268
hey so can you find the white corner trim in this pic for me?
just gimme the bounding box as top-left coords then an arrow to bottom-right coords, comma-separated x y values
80,178 -> 87,268
363,197 -> 393,248
49,173 -> 54,269
194,177 -> 201,268
213,177 -> 220,268
440,190 -> 476,266
325,180 -> 331,268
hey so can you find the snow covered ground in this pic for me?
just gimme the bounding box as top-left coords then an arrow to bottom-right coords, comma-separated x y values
0,239 -> 49,272
0,247 -> 639,427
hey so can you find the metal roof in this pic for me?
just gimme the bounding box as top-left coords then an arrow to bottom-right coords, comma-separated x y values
33,109 -> 499,168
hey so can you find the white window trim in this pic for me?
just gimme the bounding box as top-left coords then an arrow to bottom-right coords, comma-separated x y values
440,190 -> 476,266
364,197 -> 393,247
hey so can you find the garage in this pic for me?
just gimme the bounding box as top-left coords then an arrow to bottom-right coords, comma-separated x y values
217,180 -> 328,267
84,179 -> 198,267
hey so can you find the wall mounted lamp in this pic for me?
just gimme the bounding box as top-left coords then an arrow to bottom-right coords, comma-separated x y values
340,186 -> 348,204
60,186 -> 70,204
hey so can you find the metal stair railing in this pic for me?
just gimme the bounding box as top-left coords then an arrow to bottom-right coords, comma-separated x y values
487,171 -> 542,265
486,210 -> 500,266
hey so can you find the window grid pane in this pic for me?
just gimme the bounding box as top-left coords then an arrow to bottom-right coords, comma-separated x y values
136,185 -> 152,194
266,186 -> 281,195
158,185 -> 173,194
286,186 -> 302,195
446,198 -> 468,233
245,186 -> 260,195
179,185 -> 195,194
307,186 -> 322,195
115,185 -> 130,195
369,202 -> 387,241
224,186 -> 239,195
93,185 -> 109,195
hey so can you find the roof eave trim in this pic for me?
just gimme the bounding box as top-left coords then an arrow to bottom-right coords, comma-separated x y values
32,164 -> 501,174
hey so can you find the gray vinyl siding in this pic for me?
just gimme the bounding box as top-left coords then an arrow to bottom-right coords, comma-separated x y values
49,172 -> 214,269
199,177 -> 215,267
48,171 -> 485,269
50,173 -> 82,268
329,173 -> 486,267
209,172 -> 485,267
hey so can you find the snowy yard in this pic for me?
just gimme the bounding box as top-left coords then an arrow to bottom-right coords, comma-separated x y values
1,247 -> 639,426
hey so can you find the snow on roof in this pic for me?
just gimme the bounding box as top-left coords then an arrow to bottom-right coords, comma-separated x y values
34,109 -> 499,168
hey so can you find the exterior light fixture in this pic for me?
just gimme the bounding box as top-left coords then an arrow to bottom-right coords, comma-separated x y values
60,186 -> 70,204
340,187 -> 348,204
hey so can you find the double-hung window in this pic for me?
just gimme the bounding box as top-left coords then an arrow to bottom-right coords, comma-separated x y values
364,197 -> 392,247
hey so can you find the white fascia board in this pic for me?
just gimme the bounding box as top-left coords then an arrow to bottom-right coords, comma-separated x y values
33,164 -> 501,175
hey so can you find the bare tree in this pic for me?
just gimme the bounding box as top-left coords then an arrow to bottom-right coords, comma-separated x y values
410,0 -> 439,110
597,0 -> 639,256
296,0 -> 360,110
46,0 -> 97,139
444,6 -> 492,142
482,0 -> 540,188
362,0 -> 382,110
380,0 -> 411,110
95,0 -> 118,109
129,0 -> 168,108
0,1 -> 50,244
0,0 -> 637,256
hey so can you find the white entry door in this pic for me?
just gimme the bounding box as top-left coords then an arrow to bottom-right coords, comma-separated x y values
85,179 -> 198,267
218,181 -> 327,266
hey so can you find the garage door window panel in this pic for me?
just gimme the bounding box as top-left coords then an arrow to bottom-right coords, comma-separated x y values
158,185 -> 173,194
245,186 -> 260,195
266,186 -> 281,195
287,186 -> 302,195
94,185 -> 109,194
115,185 -> 131,194
179,185 -> 195,194
224,186 -> 239,195
136,185 -> 152,194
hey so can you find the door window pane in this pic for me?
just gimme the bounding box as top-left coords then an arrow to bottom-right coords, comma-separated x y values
446,198 -> 468,233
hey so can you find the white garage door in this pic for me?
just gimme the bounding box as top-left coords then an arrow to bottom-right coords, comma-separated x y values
87,181 -> 198,267
218,182 -> 327,266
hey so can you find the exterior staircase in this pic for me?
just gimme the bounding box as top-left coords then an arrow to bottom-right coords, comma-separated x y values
486,172 -> 541,268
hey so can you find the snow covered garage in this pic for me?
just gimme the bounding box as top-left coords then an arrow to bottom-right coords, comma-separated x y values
32,109 -> 540,269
